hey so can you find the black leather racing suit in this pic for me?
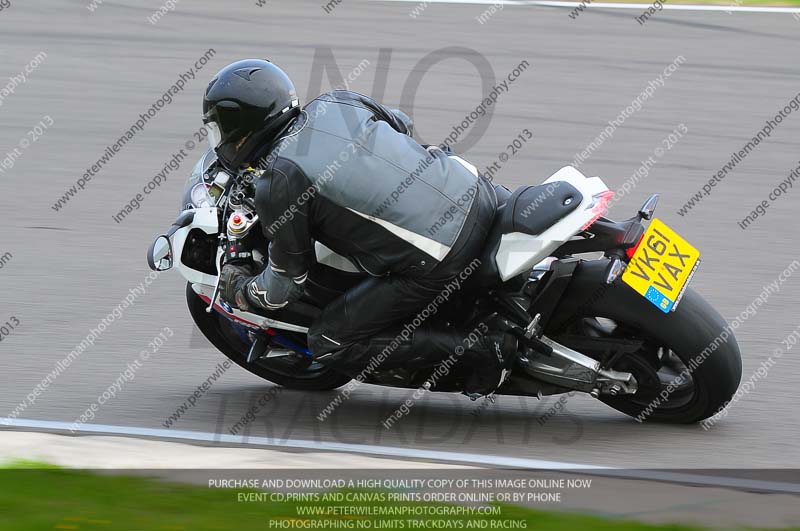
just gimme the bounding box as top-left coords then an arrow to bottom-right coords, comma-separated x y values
245,90 -> 510,394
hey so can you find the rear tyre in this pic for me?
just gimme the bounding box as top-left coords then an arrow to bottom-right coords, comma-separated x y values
186,282 -> 351,391
551,261 -> 742,423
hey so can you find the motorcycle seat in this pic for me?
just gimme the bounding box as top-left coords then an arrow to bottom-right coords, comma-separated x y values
476,181 -> 583,283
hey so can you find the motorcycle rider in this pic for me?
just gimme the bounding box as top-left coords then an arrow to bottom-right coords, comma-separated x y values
206,59 -> 517,396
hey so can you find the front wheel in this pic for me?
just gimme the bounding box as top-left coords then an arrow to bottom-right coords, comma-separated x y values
550,261 -> 742,423
186,283 -> 351,391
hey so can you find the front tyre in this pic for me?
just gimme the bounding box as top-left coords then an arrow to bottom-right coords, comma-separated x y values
551,261 -> 742,423
186,282 -> 351,391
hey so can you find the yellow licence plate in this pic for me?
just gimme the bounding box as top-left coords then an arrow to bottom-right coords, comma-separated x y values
621,218 -> 701,313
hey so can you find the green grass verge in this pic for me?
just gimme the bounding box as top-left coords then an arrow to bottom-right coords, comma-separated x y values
0,466 -> 788,531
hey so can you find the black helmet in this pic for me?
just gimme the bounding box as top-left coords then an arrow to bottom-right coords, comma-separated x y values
202,59 -> 300,172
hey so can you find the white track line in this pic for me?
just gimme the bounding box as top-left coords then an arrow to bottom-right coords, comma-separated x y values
382,0 -> 800,13
3,417 -> 800,494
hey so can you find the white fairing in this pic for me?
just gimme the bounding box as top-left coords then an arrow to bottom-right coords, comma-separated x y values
173,207 -> 219,285
191,283 -> 310,333
171,208 -> 341,332
494,166 -> 611,281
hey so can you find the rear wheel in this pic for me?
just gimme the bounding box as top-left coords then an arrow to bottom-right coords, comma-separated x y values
186,283 -> 351,391
550,263 -> 742,423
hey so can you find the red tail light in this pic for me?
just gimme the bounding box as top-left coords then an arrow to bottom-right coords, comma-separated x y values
581,190 -> 615,231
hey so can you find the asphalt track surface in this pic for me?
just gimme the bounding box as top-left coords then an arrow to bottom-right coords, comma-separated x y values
0,0 -> 799,470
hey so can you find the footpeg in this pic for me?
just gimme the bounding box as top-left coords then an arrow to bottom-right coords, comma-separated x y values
509,313 -> 553,357
246,334 -> 270,363
524,313 -> 542,338
511,328 -> 554,356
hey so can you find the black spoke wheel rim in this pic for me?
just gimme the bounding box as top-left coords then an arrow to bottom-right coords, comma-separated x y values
558,317 -> 699,412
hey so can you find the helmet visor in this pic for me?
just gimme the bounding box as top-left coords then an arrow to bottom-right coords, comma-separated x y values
205,121 -> 223,151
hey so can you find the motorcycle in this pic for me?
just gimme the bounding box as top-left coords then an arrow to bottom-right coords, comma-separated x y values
148,148 -> 741,423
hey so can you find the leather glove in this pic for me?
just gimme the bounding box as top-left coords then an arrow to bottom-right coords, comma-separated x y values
219,263 -> 255,311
